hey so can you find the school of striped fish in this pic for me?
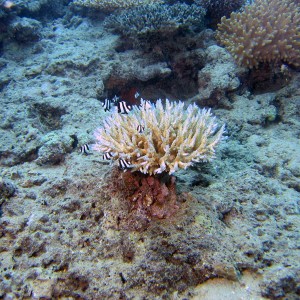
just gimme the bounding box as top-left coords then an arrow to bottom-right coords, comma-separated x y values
79,92 -> 151,171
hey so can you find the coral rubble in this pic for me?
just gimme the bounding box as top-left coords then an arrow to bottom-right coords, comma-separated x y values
196,45 -> 241,107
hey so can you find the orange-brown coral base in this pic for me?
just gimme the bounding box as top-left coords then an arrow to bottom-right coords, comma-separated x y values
105,167 -> 179,230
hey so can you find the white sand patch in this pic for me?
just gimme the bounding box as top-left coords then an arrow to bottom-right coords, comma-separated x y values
191,272 -> 265,300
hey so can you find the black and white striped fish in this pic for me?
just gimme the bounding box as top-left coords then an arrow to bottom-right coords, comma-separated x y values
118,158 -> 131,170
103,152 -> 113,160
137,125 -> 145,133
117,101 -> 132,114
79,144 -> 90,155
102,98 -> 111,112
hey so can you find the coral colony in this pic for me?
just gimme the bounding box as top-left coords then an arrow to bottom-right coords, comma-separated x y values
92,98 -> 224,220
73,0 -> 163,11
93,99 -> 224,176
216,0 -> 300,68
104,3 -> 206,39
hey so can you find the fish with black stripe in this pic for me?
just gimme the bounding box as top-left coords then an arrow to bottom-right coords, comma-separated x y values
137,125 -> 145,133
118,158 -> 132,170
117,101 -> 132,114
102,98 -> 111,112
103,152 -> 113,160
79,144 -> 90,155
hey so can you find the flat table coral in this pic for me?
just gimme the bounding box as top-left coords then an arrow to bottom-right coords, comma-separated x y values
93,99 -> 225,175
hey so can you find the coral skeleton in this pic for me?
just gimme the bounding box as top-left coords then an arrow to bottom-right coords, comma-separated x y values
93,99 -> 225,175
216,0 -> 300,68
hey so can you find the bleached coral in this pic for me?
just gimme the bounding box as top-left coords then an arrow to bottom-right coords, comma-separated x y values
72,0 -> 163,11
216,0 -> 300,68
93,99 -> 225,175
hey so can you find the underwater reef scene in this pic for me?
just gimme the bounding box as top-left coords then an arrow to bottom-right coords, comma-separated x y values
0,0 -> 299,298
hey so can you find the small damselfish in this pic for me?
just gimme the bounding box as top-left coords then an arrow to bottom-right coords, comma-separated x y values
119,158 -> 131,170
79,144 -> 90,155
137,125 -> 145,133
102,98 -> 111,112
103,152 -> 113,160
117,101 -> 132,114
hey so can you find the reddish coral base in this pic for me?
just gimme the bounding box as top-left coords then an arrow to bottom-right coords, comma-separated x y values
106,167 -> 179,230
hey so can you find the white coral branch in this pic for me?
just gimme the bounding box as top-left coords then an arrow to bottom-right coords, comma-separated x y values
93,99 -> 225,175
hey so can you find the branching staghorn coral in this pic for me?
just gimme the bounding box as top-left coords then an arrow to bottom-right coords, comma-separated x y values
72,0 -> 163,11
93,99 -> 225,175
216,0 -> 300,68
